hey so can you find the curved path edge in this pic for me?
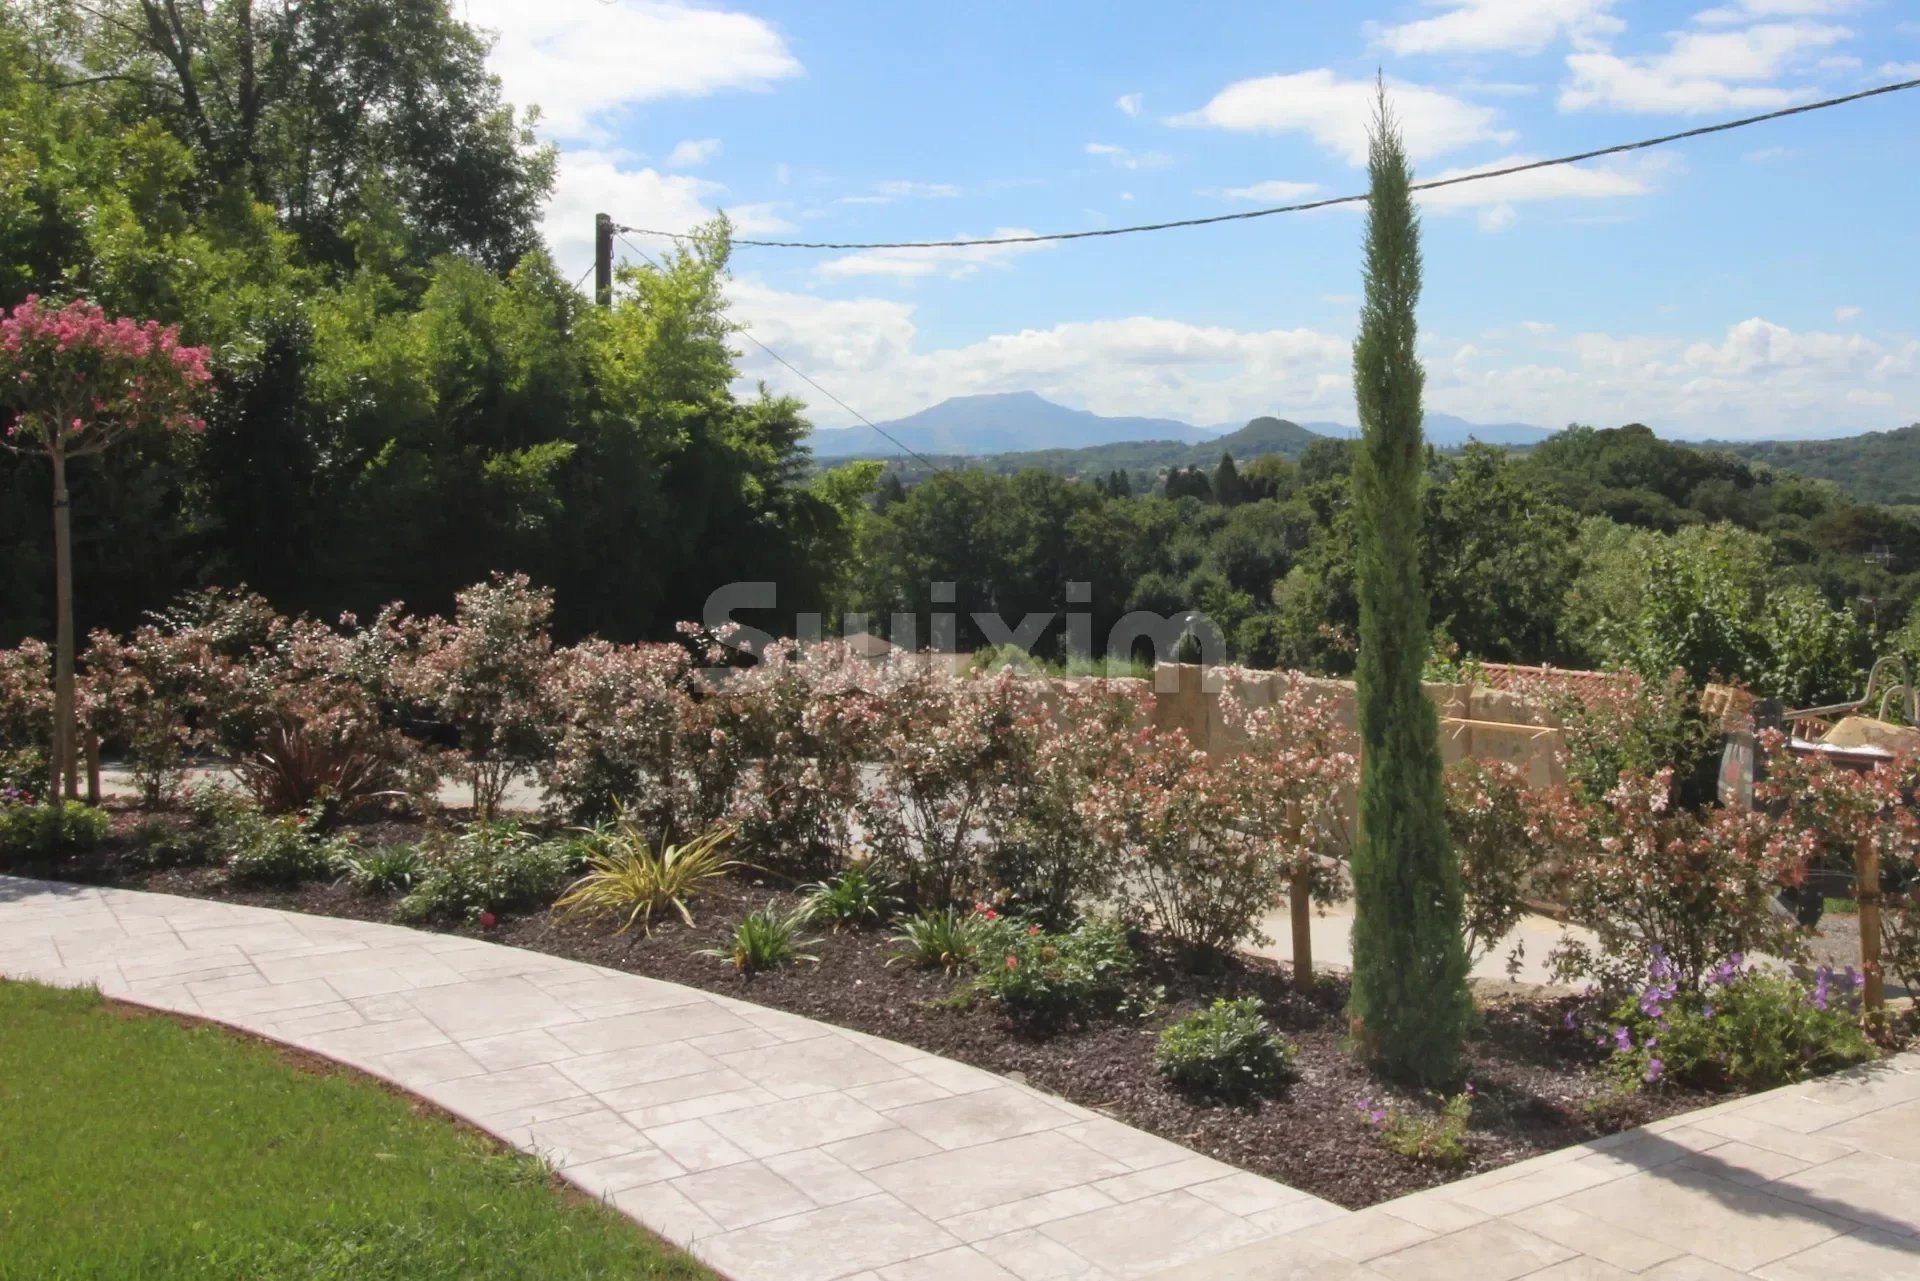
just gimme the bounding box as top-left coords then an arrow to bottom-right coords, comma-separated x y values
0,876 -> 1340,1281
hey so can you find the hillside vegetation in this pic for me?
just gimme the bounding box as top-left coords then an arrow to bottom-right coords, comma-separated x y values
1710,424 -> 1920,506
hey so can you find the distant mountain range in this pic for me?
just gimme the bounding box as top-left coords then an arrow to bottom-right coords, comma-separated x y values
806,392 -> 1557,460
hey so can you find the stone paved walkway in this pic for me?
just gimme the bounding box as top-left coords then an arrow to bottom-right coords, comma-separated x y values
0,877 -> 1340,1280
9,875 -> 1919,1281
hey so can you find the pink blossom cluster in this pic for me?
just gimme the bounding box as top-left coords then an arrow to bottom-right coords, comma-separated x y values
1,296 -> 213,450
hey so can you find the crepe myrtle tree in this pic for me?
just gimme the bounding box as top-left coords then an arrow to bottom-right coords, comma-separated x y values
0,297 -> 213,798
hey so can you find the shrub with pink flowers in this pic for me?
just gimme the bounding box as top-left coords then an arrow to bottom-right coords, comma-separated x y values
545,639 -> 699,828
0,640 -> 53,797
718,638 -> 882,878
859,664 -> 1034,906
1549,769 -> 1816,991
390,573 -> 557,817
1443,759 -> 1593,963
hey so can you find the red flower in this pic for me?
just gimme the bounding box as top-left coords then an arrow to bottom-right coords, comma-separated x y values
1005,954 -> 1018,969
478,910 -> 498,929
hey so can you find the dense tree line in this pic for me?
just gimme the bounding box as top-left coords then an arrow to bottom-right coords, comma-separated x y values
0,1 -> 864,647
854,424 -> 1920,707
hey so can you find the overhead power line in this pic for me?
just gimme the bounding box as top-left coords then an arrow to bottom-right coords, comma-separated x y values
618,76 -> 1920,251
611,232 -> 946,471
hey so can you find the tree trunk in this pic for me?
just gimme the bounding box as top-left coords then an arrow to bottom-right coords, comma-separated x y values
1290,854 -> 1314,992
51,449 -> 78,801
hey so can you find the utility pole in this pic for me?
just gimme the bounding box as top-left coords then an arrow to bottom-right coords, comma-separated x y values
594,213 -> 614,308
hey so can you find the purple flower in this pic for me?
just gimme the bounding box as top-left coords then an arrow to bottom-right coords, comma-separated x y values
1702,1004 -> 1715,1020
1645,1058 -> 1665,1084
1563,1010 -> 1578,1031
1812,968 -> 1831,1012
1613,1027 -> 1633,1052
1846,966 -> 1864,993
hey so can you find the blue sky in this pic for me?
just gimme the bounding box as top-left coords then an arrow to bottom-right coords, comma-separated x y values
468,0 -> 1920,439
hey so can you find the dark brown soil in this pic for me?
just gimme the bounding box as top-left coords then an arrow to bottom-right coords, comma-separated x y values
44,808 -> 1725,1210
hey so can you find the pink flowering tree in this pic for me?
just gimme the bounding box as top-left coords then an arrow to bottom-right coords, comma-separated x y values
0,297 -> 212,798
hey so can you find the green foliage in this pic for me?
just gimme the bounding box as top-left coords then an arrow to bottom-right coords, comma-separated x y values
889,909 -> 981,971
0,801 -> 109,865
701,905 -> 820,973
339,844 -> 428,895
0,981 -> 706,1280
123,816 -> 213,871
552,820 -> 736,934
1153,998 -> 1296,1099
801,862 -> 902,931
967,915 -> 1135,1022
1346,94 -> 1472,1085
221,808 -> 353,887
1603,960 -> 1876,1092
395,821 -> 577,922
1360,1089 -> 1474,1166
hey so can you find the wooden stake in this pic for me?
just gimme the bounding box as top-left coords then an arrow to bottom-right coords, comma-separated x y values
1857,830 -> 1885,1013
1290,854 -> 1314,992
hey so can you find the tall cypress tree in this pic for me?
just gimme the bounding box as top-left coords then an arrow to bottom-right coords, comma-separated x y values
1347,88 -> 1472,1084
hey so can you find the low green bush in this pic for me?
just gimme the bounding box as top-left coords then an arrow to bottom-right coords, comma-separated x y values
221,808 -> 351,887
1603,955 -> 1876,1091
968,915 -> 1134,1021
122,816 -> 213,870
395,820 -> 577,923
0,801 -> 110,865
1154,998 -> 1295,1099
0,745 -> 48,801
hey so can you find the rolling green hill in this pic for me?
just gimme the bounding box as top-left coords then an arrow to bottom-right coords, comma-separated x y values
1709,424 -> 1920,506
864,414 -> 1326,481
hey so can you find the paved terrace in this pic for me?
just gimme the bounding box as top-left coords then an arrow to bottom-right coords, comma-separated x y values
4,876 -> 1917,1280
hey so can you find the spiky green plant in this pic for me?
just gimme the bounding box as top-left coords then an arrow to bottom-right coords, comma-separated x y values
888,909 -> 979,971
701,904 -> 819,973
552,818 -> 735,935
800,862 -> 901,930
1347,86 -> 1473,1085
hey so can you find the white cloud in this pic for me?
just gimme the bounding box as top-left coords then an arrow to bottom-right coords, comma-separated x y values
1084,142 -> 1173,171
1561,21 -> 1851,113
469,0 -> 800,140
541,150 -> 789,278
1372,0 -> 1622,56
1214,180 -> 1322,202
838,180 -> 964,205
1171,70 -> 1515,164
1835,305 -> 1863,323
1116,92 -> 1144,116
1696,0 -> 1862,25
1417,154 -> 1662,229
665,138 -> 723,168
724,284 -> 1920,439
1882,61 -> 1920,76
815,230 -> 1053,282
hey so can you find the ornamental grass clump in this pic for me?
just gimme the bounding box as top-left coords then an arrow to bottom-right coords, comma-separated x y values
552,819 -> 735,934
1599,952 -> 1876,1091
1154,998 -> 1296,1100
802,861 -> 901,931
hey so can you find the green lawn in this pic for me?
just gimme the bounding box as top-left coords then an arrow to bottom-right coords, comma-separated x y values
0,980 -> 711,1281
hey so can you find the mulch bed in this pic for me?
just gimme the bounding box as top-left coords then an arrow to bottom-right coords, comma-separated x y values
45,808 -> 1727,1210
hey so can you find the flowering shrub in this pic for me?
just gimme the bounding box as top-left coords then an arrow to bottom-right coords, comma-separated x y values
1549,769 -> 1814,991
720,639 -> 880,878
1154,997 -> 1296,1099
1214,672 -> 1358,907
1601,953 -> 1876,1091
395,820 -> 579,922
1518,667 -> 1720,807
1083,726 -> 1290,956
0,801 -> 110,866
988,679 -> 1149,924
1,297 -> 213,799
1444,759 -> 1592,962
0,640 -> 52,763
544,640 -> 696,827
1357,1087 -> 1474,1166
968,914 -> 1135,1022
393,574 -> 557,817
860,665 -> 1032,906
80,621 -> 228,806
